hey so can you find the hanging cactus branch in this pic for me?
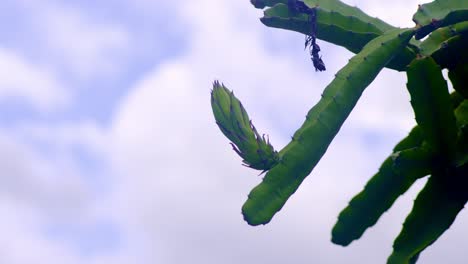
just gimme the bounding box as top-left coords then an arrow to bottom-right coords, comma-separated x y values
210,0 -> 468,262
332,93 -> 466,247
332,147 -> 433,246
241,28 -> 415,226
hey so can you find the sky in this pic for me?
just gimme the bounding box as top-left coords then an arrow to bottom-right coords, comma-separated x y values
0,0 -> 466,263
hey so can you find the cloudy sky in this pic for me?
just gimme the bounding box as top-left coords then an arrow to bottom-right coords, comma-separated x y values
1,0 -> 466,263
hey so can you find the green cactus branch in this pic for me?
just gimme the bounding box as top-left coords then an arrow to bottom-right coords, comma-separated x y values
259,3 -> 416,71
261,4 -> 380,53
332,94 -> 467,247
448,64 -> 468,98
388,168 -> 468,264
419,21 -> 468,56
392,92 -> 464,157
450,91 -> 466,108
430,34 -> 468,69
210,0 -> 468,262
332,147 -> 433,246
413,0 -> 468,39
251,0 -> 395,33
241,28 -> 415,226
392,126 -> 424,152
454,100 -> 468,167
455,100 -> 468,129
406,56 -> 458,159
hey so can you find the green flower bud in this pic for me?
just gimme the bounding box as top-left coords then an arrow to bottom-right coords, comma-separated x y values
211,80 -> 279,172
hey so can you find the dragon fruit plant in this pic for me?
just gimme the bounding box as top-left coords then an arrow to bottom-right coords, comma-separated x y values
210,0 -> 468,263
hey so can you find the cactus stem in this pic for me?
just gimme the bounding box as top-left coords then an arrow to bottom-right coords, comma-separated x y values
431,18 -> 440,26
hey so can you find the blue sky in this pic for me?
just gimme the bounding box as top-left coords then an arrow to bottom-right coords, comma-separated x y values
0,0 -> 466,263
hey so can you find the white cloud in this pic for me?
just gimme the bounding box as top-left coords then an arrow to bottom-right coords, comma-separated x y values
39,4 -> 130,78
10,0 -> 131,79
0,130 -> 91,219
346,68 -> 416,133
0,47 -> 69,111
13,120 -> 108,156
0,123 -> 141,264
0,131 -> 87,264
